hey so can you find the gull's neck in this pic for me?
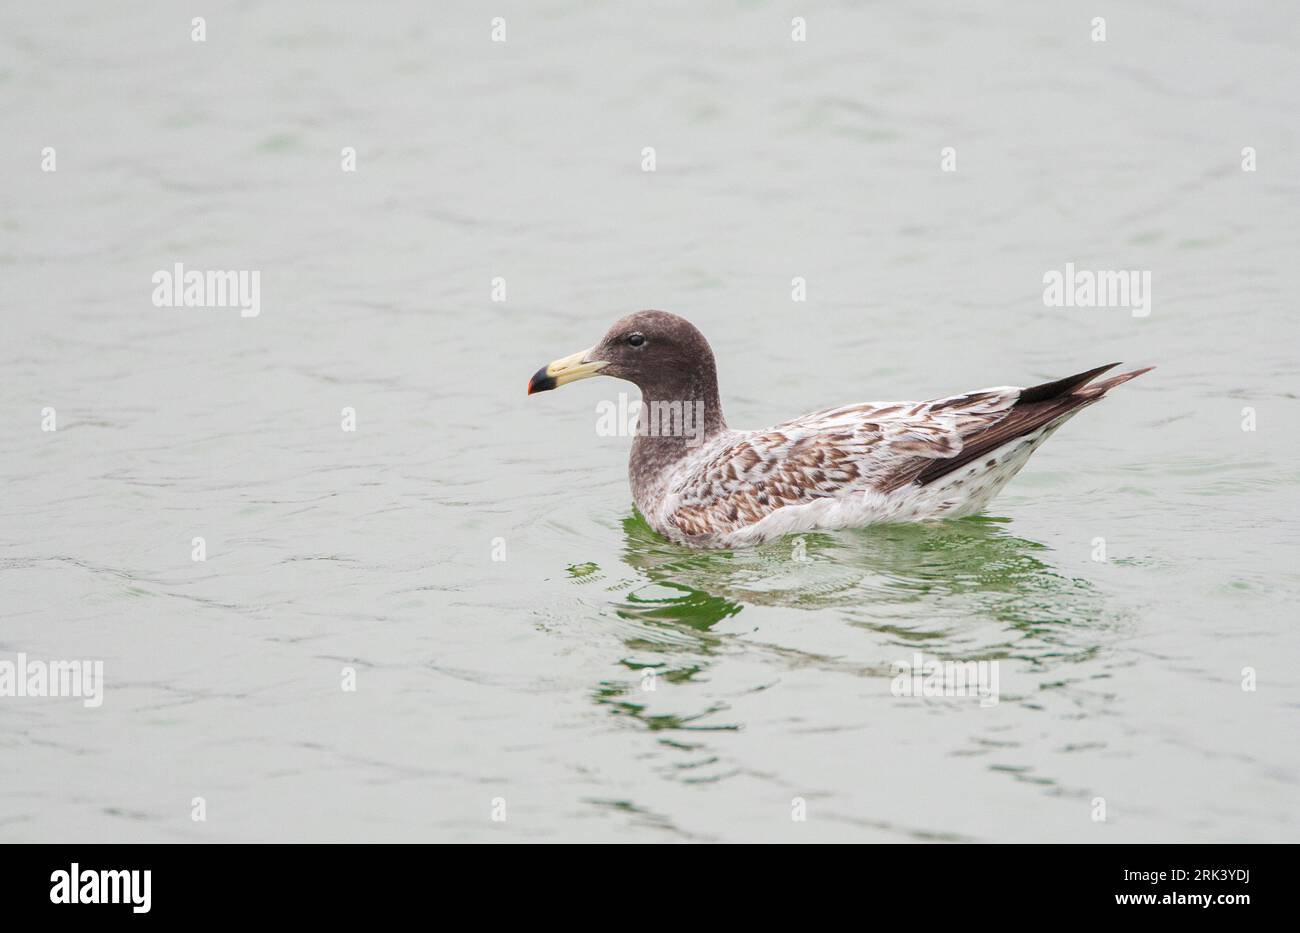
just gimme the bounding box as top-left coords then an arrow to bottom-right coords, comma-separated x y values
628,368 -> 728,507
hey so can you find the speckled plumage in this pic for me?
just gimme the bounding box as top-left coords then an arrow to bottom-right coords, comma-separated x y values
529,310 -> 1152,549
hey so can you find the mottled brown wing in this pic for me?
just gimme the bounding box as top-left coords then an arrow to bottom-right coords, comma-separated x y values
666,389 -> 1020,537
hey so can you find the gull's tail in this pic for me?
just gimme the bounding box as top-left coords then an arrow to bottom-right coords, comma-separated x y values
915,363 -> 1154,486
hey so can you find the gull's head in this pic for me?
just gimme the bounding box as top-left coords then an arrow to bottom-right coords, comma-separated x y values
527,310 -> 714,395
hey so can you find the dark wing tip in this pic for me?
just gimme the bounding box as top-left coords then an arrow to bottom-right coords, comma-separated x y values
914,363 -> 1152,488
1017,363 -> 1121,406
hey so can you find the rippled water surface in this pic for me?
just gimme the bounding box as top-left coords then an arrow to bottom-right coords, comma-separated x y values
2,1 -> 1299,841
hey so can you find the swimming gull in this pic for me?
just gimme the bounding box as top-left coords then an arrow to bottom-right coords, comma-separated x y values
528,310 -> 1152,549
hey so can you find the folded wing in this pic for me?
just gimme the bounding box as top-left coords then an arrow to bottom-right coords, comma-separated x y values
666,364 -> 1150,538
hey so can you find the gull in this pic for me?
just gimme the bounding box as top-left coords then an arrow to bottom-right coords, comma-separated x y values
528,310 -> 1151,549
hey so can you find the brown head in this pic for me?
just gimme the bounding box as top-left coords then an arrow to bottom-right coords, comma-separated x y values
527,309 -> 728,439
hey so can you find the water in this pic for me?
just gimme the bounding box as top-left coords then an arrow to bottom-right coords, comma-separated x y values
2,0 -> 1298,842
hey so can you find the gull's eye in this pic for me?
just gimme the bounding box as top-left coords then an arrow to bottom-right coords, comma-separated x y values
627,332 -> 646,347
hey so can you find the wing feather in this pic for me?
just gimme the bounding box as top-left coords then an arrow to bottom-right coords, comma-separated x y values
666,388 -> 1019,537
